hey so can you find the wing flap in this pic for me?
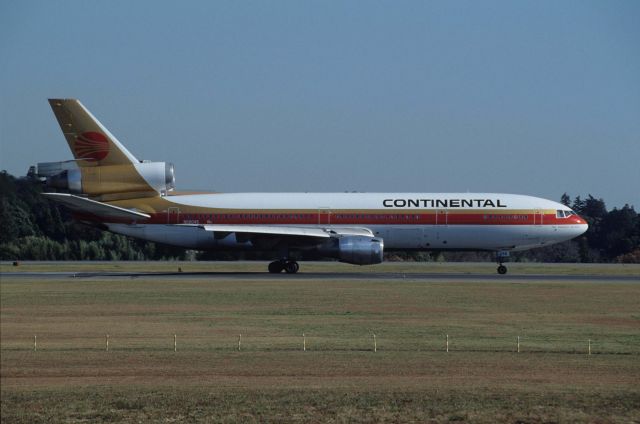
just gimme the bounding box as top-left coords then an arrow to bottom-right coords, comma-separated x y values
43,193 -> 150,221
324,227 -> 375,237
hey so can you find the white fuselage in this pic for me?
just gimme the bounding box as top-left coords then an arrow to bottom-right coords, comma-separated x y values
107,192 -> 588,252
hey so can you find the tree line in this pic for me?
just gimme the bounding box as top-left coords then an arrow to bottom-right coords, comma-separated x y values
0,171 -> 638,263
0,172 -> 187,261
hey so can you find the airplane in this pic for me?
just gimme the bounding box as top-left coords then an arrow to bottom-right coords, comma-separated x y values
33,99 -> 588,274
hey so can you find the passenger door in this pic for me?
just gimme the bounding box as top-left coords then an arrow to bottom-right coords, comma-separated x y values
534,209 -> 543,226
167,207 -> 180,224
318,207 -> 331,226
435,209 -> 448,241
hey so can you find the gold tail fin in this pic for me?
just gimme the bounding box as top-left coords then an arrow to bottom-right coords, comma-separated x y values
44,99 -> 174,200
48,99 -> 139,167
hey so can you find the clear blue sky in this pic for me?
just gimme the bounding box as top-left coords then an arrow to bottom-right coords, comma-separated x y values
1,0 -> 638,208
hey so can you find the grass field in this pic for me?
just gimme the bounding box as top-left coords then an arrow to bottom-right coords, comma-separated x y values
1,263 -> 639,422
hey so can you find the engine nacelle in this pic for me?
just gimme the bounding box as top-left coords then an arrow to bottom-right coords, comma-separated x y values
318,236 -> 384,265
42,162 -> 175,196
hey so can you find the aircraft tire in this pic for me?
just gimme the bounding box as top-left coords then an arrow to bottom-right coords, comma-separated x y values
284,261 -> 299,274
497,265 -> 507,275
268,261 -> 284,273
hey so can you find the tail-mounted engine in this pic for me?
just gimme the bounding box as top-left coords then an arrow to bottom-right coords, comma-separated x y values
35,161 -> 175,197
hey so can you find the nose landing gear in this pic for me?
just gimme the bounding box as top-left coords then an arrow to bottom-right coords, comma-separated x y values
268,260 -> 300,274
496,250 -> 510,275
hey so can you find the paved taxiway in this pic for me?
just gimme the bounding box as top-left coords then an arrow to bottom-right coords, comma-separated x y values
1,271 -> 638,281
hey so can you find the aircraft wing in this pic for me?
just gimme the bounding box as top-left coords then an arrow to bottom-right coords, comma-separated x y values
199,224 -> 375,248
201,224 -> 330,239
201,225 -> 373,238
42,193 -> 150,221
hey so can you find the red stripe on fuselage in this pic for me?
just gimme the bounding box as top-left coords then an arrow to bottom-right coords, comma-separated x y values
140,211 -> 586,226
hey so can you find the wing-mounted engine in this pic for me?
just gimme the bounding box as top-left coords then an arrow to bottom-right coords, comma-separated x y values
35,160 -> 175,198
318,236 -> 384,265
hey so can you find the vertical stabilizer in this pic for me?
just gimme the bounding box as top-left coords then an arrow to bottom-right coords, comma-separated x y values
48,99 -> 139,166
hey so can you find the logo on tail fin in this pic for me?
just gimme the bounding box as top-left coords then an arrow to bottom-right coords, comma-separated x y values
75,132 -> 109,161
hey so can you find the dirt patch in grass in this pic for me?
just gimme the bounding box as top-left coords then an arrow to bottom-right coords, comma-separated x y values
2,351 -> 638,390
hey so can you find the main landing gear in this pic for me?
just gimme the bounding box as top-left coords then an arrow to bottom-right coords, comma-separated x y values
496,250 -> 510,275
268,260 -> 300,274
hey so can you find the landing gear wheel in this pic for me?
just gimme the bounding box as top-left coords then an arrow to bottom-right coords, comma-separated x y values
495,250 -> 510,275
268,261 -> 284,273
284,261 -> 299,274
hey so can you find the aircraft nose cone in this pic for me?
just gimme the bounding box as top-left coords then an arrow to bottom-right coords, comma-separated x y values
574,215 -> 589,237
577,223 -> 589,236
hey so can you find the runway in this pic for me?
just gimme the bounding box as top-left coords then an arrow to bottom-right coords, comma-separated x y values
2,271 -> 638,282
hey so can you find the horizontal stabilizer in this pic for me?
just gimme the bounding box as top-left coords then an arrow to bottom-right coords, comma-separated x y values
43,193 -> 150,221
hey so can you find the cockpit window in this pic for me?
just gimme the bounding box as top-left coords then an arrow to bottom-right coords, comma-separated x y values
557,210 -> 577,218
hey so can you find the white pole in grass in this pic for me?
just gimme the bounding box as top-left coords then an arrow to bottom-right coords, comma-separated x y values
373,334 -> 377,352
303,333 -> 306,352
238,334 -> 241,351
34,335 -> 37,352
517,336 -> 520,353
446,334 -> 449,353
106,334 -> 109,352
588,339 -> 591,356
174,334 -> 177,352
